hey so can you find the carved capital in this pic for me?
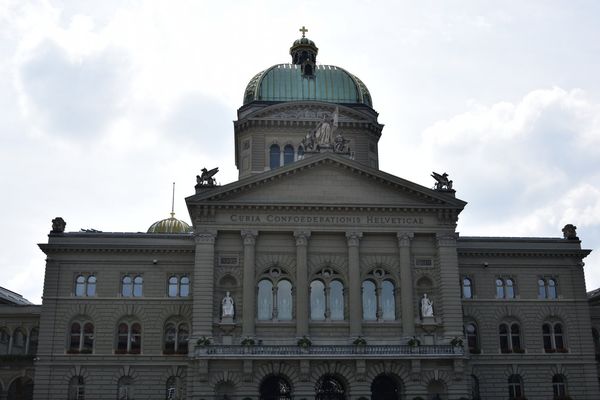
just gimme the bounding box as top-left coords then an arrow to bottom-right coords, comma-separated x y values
397,232 -> 414,247
346,231 -> 363,247
294,231 -> 311,246
194,231 -> 217,245
436,232 -> 458,247
241,230 -> 258,246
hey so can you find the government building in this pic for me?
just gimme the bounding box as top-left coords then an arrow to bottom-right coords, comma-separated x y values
1,29 -> 600,400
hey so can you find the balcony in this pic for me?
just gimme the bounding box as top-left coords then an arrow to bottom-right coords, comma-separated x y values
193,344 -> 463,359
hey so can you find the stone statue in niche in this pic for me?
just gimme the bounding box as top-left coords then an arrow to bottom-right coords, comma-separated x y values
421,293 -> 434,317
51,217 -> 66,233
222,291 -> 235,318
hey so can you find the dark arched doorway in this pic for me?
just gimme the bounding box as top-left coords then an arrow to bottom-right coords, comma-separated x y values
371,374 -> 402,400
315,374 -> 346,400
259,375 -> 292,400
7,377 -> 33,400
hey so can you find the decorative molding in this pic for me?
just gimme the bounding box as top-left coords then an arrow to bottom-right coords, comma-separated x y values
194,231 -> 217,244
241,230 -> 258,246
397,232 -> 414,247
293,231 -> 311,246
346,231 -> 362,247
436,232 -> 458,247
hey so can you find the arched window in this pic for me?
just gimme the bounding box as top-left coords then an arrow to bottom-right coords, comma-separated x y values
75,275 -> 86,297
180,276 -> 190,297
258,279 -> 274,321
166,376 -> 183,400
75,274 -> 96,297
68,376 -> 85,400
122,275 -> 142,297
257,267 -> 293,321
69,321 -> 94,354
465,322 -> 479,353
7,377 -> 34,400
426,379 -> 447,399
315,375 -> 345,400
470,375 -> 481,400
28,327 -> 39,355
539,278 -> 558,299
499,322 -> 522,353
260,375 -> 291,400
371,374 -> 401,399
362,280 -> 377,321
117,376 -> 134,400
496,278 -> 515,299
86,275 -> 96,296
163,321 -> 189,354
122,276 -> 133,297
543,322 -> 566,352
283,145 -> 294,165
133,276 -> 143,297
277,280 -> 293,320
592,327 -> 600,355
362,268 -> 396,321
1,328 -> 10,354
552,374 -> 568,398
330,280 -> 344,321
310,280 -> 326,320
116,321 -> 141,354
381,280 -> 395,320
269,144 -> 281,169
11,328 -> 26,355
462,278 -> 473,299
310,272 -> 345,321
168,276 -> 178,297
508,374 -> 524,399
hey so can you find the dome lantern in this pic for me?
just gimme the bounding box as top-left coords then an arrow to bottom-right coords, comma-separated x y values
289,26 -> 318,77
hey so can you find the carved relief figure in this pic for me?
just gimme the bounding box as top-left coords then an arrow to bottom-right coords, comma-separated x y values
421,293 -> 434,317
222,291 -> 235,318
51,217 -> 66,233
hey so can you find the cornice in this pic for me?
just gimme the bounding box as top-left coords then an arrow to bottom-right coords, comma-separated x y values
458,248 -> 591,258
38,244 -> 195,255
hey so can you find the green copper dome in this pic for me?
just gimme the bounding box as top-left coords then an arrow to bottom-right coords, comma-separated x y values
243,64 -> 372,107
147,213 -> 193,234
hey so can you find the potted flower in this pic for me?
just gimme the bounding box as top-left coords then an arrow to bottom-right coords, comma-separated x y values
241,337 -> 256,346
353,336 -> 367,346
450,337 -> 464,347
196,336 -> 211,354
408,336 -> 421,353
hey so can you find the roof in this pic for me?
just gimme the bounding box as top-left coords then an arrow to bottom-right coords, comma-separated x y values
0,286 -> 33,305
243,64 -> 372,107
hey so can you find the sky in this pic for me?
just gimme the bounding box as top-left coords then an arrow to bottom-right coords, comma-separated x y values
1,0 -> 600,304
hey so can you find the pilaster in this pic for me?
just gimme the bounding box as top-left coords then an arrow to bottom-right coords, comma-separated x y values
192,231 -> 217,336
294,231 -> 311,337
346,231 -> 363,337
241,230 -> 258,337
398,232 -> 415,336
436,232 -> 463,337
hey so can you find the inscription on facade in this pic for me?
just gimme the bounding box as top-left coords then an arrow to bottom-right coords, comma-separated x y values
229,214 -> 424,225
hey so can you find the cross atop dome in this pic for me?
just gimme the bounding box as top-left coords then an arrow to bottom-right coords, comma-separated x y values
299,25 -> 308,38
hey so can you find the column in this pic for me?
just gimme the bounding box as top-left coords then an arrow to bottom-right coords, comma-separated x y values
398,232 -> 415,336
436,232 -> 463,337
294,231 -> 311,337
346,231 -> 363,337
241,230 -> 258,338
192,231 -> 217,336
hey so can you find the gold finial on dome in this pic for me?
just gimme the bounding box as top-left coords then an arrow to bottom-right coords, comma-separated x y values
147,182 -> 193,234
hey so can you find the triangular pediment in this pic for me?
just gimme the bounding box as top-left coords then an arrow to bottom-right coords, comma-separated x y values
187,154 -> 466,211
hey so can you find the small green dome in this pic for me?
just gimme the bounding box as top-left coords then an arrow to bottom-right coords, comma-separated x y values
147,213 -> 193,234
243,64 -> 372,107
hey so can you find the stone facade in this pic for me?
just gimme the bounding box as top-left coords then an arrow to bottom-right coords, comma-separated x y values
2,33 -> 599,400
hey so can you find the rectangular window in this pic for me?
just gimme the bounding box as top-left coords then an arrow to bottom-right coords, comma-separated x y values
414,258 -> 434,268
